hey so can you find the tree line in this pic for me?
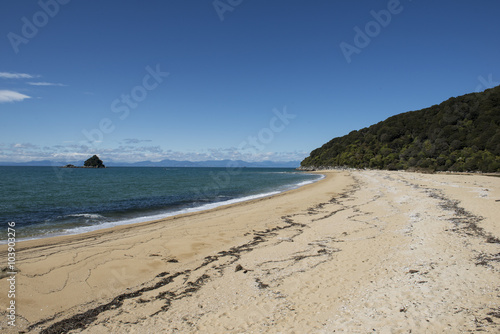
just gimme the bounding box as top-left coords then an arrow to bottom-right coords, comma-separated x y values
301,85 -> 500,172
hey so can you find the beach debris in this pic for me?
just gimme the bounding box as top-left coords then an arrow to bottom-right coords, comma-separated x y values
235,264 -> 249,273
475,252 -> 500,266
0,266 -> 20,279
156,272 -> 169,278
487,308 -> 500,318
486,236 -> 500,244
255,278 -> 269,289
167,258 -> 179,263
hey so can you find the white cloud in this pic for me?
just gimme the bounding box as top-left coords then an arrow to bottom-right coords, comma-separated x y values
0,142 -> 308,163
12,143 -> 39,149
123,138 -> 153,144
0,72 -> 37,79
27,82 -> 67,87
0,90 -> 31,103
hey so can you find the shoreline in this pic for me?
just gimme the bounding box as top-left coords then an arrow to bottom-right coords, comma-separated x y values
2,172 -> 324,246
0,170 -> 341,332
1,170 -> 498,333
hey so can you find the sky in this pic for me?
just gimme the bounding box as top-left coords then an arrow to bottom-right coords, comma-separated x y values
1,0 -> 499,163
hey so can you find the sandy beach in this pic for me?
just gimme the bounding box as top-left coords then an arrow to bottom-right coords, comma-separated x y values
1,170 -> 499,333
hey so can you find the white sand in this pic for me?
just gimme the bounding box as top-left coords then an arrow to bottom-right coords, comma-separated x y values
1,170 -> 498,333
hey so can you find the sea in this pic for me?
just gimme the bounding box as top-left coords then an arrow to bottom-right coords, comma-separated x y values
0,166 -> 322,242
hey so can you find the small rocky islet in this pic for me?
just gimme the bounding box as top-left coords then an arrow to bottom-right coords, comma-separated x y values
61,155 -> 106,168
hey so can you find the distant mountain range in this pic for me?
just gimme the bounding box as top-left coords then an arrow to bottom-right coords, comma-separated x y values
0,159 -> 302,168
301,85 -> 500,172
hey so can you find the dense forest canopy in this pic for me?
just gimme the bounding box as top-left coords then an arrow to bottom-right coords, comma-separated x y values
301,86 -> 500,172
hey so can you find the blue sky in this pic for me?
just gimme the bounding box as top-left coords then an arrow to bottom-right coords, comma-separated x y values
1,0 -> 499,163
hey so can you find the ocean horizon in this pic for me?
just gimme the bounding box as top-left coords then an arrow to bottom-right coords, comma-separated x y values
0,166 -> 322,243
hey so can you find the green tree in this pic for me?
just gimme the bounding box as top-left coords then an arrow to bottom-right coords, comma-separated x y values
300,85 -> 500,172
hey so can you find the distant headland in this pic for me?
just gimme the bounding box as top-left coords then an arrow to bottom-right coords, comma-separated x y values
62,155 -> 106,168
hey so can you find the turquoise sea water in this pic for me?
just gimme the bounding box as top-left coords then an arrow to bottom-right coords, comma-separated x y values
0,167 -> 322,242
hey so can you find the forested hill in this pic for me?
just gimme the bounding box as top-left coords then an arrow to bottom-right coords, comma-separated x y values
301,85 -> 500,172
